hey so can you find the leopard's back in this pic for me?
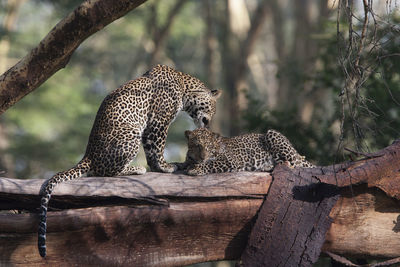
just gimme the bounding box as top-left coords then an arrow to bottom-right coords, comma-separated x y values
265,129 -> 314,168
222,133 -> 275,172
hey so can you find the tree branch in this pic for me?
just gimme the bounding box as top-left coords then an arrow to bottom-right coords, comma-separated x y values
0,0 -> 148,115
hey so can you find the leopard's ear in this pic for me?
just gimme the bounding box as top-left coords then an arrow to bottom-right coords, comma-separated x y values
211,89 -> 222,99
185,130 -> 192,139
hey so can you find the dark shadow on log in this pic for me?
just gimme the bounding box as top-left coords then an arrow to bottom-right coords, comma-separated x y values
237,140 -> 400,266
293,183 -> 340,203
225,212 -> 257,260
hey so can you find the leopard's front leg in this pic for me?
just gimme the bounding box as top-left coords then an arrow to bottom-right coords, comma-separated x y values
186,163 -> 210,176
142,123 -> 177,173
186,156 -> 232,176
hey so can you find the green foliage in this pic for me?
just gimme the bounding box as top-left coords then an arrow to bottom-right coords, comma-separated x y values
243,15 -> 400,165
5,67 -> 102,178
244,94 -> 339,166
1,1 -> 204,179
2,1 -> 399,179
360,16 -> 400,149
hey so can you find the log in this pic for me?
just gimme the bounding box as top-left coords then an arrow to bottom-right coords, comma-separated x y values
325,184 -> 400,259
241,166 -> 340,267
0,172 -> 268,210
1,173 -> 268,266
1,169 -> 400,266
1,140 -> 400,266
1,201 -> 262,266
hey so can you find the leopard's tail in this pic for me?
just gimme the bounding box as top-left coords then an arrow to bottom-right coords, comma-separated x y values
38,157 -> 91,258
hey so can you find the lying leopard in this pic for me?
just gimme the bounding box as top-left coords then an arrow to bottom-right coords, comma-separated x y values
180,128 -> 314,176
38,65 -> 221,257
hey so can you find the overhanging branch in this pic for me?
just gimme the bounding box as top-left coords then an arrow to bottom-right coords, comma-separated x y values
0,0 -> 148,115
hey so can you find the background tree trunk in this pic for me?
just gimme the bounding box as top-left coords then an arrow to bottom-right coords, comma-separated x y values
218,0 -> 270,135
147,0 -> 187,68
0,0 -> 26,177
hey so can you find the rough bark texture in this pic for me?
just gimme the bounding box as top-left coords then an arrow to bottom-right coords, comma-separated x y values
241,166 -> 340,267
0,140 -> 400,266
0,172 -> 269,211
1,173 -> 268,266
325,185 -> 400,259
1,201 -> 262,267
302,140 -> 400,196
0,0 -> 147,115
239,139 -> 400,266
2,179 -> 400,266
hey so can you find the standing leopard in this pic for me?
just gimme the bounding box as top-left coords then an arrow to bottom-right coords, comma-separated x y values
180,128 -> 314,176
38,64 -> 221,257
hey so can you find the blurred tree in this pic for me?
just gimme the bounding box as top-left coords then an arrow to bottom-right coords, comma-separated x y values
0,0 -> 399,182
203,0 -> 217,90
210,0 -> 334,136
0,0 -> 26,176
0,0 -> 203,178
148,0 -> 187,67
216,0 -> 271,135
244,11 -> 400,166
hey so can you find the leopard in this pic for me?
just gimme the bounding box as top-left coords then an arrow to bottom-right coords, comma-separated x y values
179,128 -> 314,176
38,64 -> 221,257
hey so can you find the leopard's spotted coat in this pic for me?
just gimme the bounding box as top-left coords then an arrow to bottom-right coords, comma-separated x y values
181,128 -> 314,176
38,65 -> 221,257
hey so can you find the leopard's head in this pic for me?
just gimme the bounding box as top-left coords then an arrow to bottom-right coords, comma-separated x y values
181,74 -> 222,128
184,128 -> 221,164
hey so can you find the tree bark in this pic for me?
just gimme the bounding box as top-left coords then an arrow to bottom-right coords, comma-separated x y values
1,202 -> 262,267
0,173 -> 268,266
0,0 -> 148,115
1,140 -> 400,266
241,166 -> 339,267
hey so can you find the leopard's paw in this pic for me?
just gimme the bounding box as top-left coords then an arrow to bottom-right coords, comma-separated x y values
186,167 -> 204,176
157,163 -> 178,173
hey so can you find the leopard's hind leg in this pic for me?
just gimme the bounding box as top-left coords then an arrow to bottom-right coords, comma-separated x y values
90,129 -> 147,176
142,123 -> 177,173
265,129 -> 314,168
116,134 -> 147,175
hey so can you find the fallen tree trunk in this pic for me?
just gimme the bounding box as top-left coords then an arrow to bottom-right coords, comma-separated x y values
1,173 -> 267,266
0,176 -> 400,265
1,200 -> 262,266
1,140 -> 400,266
